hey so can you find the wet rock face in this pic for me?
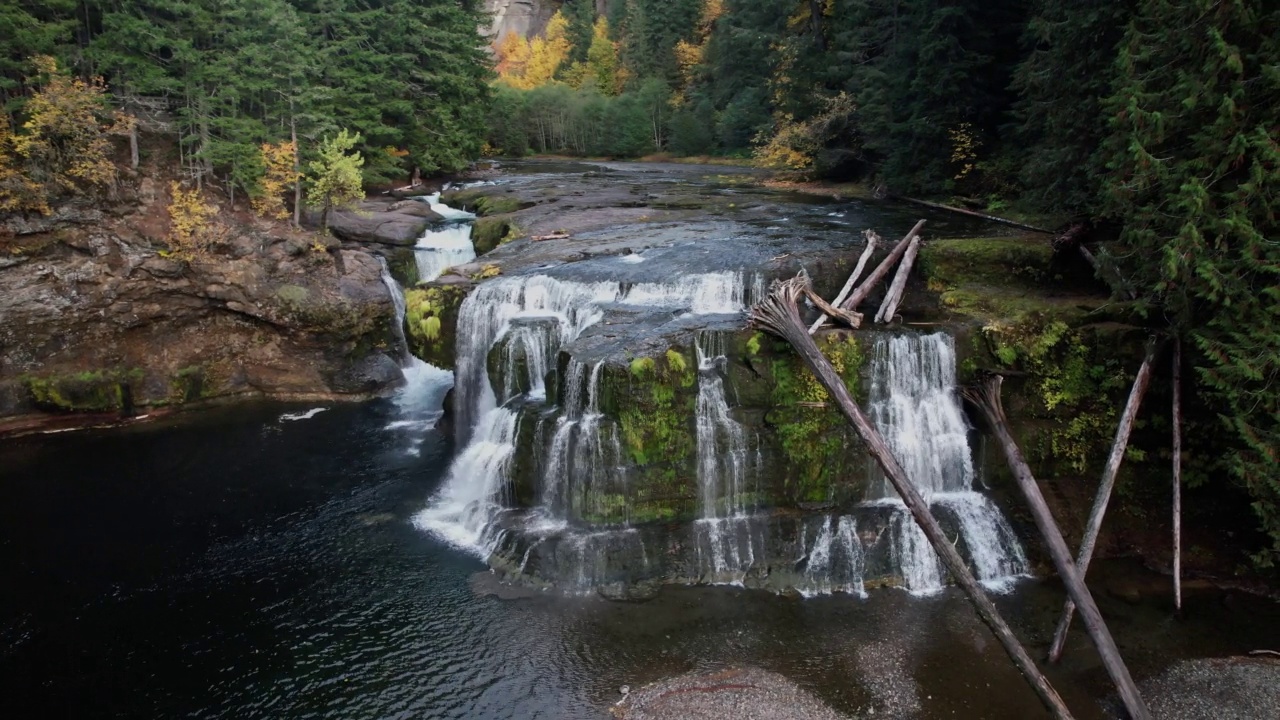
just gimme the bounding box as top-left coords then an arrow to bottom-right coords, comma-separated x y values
483,0 -> 558,42
0,213 -> 403,423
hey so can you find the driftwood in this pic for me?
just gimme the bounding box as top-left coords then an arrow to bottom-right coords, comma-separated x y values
964,377 -> 1151,720
801,286 -> 862,329
841,219 -> 927,312
809,230 -> 879,334
874,234 -> 921,324
752,276 -> 1074,720
1172,338 -> 1183,611
533,231 -> 571,242
1048,339 -> 1160,663
897,196 -> 1053,233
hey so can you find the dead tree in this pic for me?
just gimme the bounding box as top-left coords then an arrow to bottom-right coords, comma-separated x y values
809,230 -> 879,334
1048,339 -> 1159,662
841,219 -> 927,312
964,377 -> 1152,720
1172,338 -> 1183,611
896,196 -> 1053,233
874,234 -> 921,324
751,276 -> 1075,720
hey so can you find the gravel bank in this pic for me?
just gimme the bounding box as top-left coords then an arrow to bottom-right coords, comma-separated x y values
612,666 -> 850,720
1142,657 -> 1280,720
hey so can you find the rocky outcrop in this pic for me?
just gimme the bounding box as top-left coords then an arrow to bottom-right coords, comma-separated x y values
1,202 -> 404,432
483,0 -> 558,41
312,197 -> 442,246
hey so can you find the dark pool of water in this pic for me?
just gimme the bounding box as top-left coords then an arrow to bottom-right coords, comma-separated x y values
2,401 -> 1277,719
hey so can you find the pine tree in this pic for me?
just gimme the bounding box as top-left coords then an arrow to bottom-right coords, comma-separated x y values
306,128 -> 364,232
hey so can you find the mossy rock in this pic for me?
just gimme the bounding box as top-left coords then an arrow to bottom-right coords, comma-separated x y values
441,188 -> 531,217
23,368 -> 144,413
472,216 -> 515,255
919,237 -> 1055,290
405,282 -> 471,369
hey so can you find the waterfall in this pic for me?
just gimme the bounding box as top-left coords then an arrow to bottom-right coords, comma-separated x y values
691,331 -> 760,582
800,515 -> 866,597
866,333 -> 1027,594
417,270 -> 758,557
413,192 -> 477,283
376,257 -> 455,444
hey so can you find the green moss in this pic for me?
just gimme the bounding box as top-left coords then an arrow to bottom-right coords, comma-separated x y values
618,349 -> 697,479
919,237 -> 1054,290
405,284 -> 468,367
766,335 -> 866,503
475,195 -> 528,216
275,284 -> 310,304
23,369 -> 136,412
745,332 -> 762,356
630,357 -> 656,376
471,216 -> 512,255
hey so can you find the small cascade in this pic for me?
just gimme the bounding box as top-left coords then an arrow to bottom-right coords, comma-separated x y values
539,360 -> 625,526
376,256 -> 454,443
419,270 -> 758,558
692,331 -> 758,582
866,333 -> 1027,594
412,191 -> 477,283
800,516 -> 866,597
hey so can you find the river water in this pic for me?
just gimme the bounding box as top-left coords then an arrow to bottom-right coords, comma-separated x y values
2,399 -> 1277,719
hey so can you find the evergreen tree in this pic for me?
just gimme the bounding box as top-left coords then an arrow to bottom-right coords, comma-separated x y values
1100,0 -> 1280,563
306,128 -> 364,231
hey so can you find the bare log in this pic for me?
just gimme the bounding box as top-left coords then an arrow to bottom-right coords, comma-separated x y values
1172,338 -> 1183,612
841,219 -> 927,312
964,377 -> 1151,720
875,234 -> 921,324
1047,339 -> 1159,663
897,196 -> 1053,234
809,230 -> 879,334
801,286 -> 862,329
752,276 -> 1075,720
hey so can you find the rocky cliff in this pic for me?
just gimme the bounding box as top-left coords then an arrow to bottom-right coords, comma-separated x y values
0,175 -> 405,434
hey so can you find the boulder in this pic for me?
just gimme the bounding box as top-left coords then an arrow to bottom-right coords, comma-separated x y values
311,198 -> 442,246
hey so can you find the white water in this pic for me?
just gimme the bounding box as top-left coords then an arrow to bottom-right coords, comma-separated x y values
866,333 -> 1027,595
692,331 -> 758,581
801,515 -> 866,597
418,191 -> 477,222
414,225 -> 475,283
419,270 -> 758,557
376,256 -> 455,447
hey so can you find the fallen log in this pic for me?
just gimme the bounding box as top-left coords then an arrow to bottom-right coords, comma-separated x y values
874,234 -> 921,324
841,219 -> 926,312
801,286 -> 862,329
1048,339 -> 1160,663
533,231 -> 571,242
751,276 -> 1074,720
896,196 -> 1052,234
1172,338 -> 1183,612
809,230 -> 879,334
1078,244 -> 1138,300
963,376 -> 1151,720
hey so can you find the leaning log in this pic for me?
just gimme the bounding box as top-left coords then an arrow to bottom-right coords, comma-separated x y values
809,230 -> 879,334
1048,339 -> 1160,662
841,219 -> 927,312
964,377 -> 1152,720
1172,338 -> 1183,612
874,234 -> 921,324
896,196 -> 1053,234
751,276 -> 1075,720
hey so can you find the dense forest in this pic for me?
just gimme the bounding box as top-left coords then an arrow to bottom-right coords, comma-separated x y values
0,0 -> 491,205
0,0 -> 1277,566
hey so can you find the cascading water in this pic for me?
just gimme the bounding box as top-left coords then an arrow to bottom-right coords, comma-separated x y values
376,257 -> 455,446
801,515 -> 866,597
415,271 -> 758,557
866,333 -> 1028,594
413,191 -> 477,283
692,331 -> 758,582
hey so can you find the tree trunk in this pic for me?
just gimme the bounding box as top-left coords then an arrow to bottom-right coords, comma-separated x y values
129,124 -> 139,170
874,234 -> 921,324
963,376 -> 1152,720
1078,244 -> 1138,300
1172,338 -> 1183,612
809,230 -> 879,334
809,0 -> 827,50
751,276 -> 1075,720
1048,339 -> 1159,663
841,219 -> 926,312
896,196 -> 1053,233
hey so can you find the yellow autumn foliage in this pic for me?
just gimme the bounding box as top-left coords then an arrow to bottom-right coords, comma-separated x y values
495,12 -> 571,90
0,122 -> 48,215
252,141 -> 299,220
168,182 -> 218,256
